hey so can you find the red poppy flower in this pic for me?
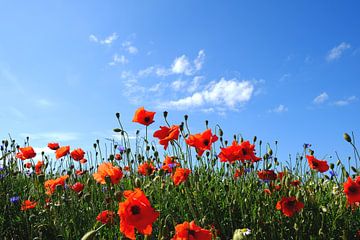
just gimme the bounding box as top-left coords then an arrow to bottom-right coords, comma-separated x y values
276,196 -> 304,217
290,180 -> 301,187
70,148 -> 85,161
186,129 -> 218,156
21,200 -> 37,211
277,172 -> 285,180
264,189 -> 272,195
80,158 -> 87,164
138,162 -> 156,176
172,168 -> 191,186
132,107 -> 156,126
115,153 -> 122,160
124,166 -> 130,171
35,160 -> 44,175
44,175 -> 69,195
218,140 -> 261,163
118,188 -> 159,240
96,210 -> 116,225
234,169 -> 244,179
48,142 -> 59,150
93,162 -> 123,184
306,155 -> 329,173
172,221 -> 212,240
71,182 -> 84,193
257,170 -> 277,181
55,146 -> 70,159
153,125 -> 180,150
17,146 -> 36,160
25,162 -> 32,168
161,156 -> 180,173
76,170 -> 85,176
343,177 -> 360,205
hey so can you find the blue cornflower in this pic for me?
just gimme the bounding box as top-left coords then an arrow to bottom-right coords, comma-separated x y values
329,170 -> 337,177
117,146 -> 125,153
303,143 -> 312,149
10,196 -> 20,203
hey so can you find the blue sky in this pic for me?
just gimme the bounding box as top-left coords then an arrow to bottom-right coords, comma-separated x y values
0,1 -> 359,163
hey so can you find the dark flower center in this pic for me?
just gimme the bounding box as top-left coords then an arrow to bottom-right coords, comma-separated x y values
348,185 -> 358,194
286,200 -> 296,208
203,139 -> 209,146
144,117 -> 150,123
242,149 -> 248,156
131,205 -> 141,215
188,230 -> 196,236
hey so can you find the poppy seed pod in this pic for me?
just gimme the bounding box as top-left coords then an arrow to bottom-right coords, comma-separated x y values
344,133 -> 352,143
115,112 -> 120,119
163,111 -> 168,118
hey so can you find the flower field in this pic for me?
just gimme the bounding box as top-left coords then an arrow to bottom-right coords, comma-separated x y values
1,107 -> 360,239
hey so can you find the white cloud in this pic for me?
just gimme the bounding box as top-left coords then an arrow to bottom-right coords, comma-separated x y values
172,55 -> 192,75
162,78 -> 254,110
122,41 -> 138,54
279,73 -> 291,82
334,96 -> 357,106
36,98 -> 53,108
109,54 -> 128,66
171,80 -> 187,91
269,104 -> 288,113
188,76 -> 202,92
313,92 -> 329,104
100,32 -> 118,45
326,42 -> 351,61
89,33 -> 118,45
20,132 -> 79,142
194,50 -> 205,71
89,34 -> 98,43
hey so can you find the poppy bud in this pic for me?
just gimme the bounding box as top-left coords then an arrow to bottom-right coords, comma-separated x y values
163,111 -> 168,118
344,133 -> 352,143
114,191 -> 122,201
253,136 -> 257,143
135,178 -> 141,188
180,122 -> 184,131
96,139 -> 100,144
309,149 -> 314,155
4,140 -> 8,147
330,163 -> 335,170
268,148 -> 273,156
184,115 -> 188,121
113,128 -> 122,133
205,120 -> 209,128
115,112 -> 120,119
93,143 -> 97,149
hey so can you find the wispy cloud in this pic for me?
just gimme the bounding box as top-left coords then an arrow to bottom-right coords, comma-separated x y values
160,78 -> 254,110
36,98 -> 53,108
279,73 -> 291,82
122,41 -> 138,54
0,67 -> 25,95
89,33 -> 118,45
333,96 -> 357,106
269,104 -> 288,113
313,92 -> 329,104
326,42 -> 351,62
8,106 -> 26,119
109,54 -> 128,66
20,132 -> 80,142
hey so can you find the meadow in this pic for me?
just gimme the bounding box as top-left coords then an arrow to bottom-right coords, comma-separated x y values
1,107 -> 360,240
